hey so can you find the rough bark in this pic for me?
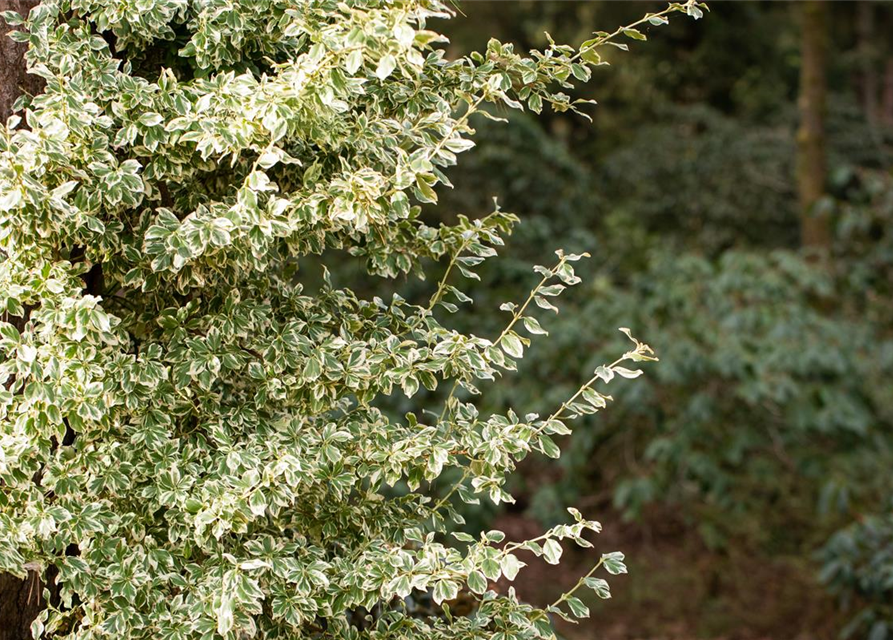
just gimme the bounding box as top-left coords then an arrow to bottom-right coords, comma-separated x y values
1,1 -> 42,122
796,1 -> 830,249
1,3 -> 46,640
0,574 -> 43,640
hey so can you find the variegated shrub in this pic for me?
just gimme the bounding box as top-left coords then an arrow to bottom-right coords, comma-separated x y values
0,1 -> 703,639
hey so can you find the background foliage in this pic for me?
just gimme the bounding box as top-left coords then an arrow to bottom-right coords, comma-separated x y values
422,2 -> 893,639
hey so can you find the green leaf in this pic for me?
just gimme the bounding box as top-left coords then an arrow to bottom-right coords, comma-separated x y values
375,54 -> 397,80
345,49 -> 364,74
522,316 -> 548,336
539,284 -> 565,297
481,556 -> 501,581
543,539 -> 563,565
501,554 -> 524,581
500,332 -> 524,358
612,366 -> 643,379
539,434 -> 560,459
542,419 -> 571,436
302,357 -> 321,381
1,10 -> 25,26
601,552 -> 627,575
138,112 -> 164,127
485,530 -> 506,543
565,596 -> 589,618
216,596 -> 234,636
570,63 -> 590,82
248,491 -> 266,517
432,579 -> 459,604
467,570 -> 487,595
583,577 -> 611,599
415,176 -> 438,203
581,48 -> 602,65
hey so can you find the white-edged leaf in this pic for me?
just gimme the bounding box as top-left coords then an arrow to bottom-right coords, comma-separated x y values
375,54 -> 397,80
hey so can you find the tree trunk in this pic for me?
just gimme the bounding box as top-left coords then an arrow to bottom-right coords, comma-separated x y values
882,58 -> 893,127
1,3 -> 45,640
0,574 -> 42,640
796,1 -> 830,249
1,1 -> 42,121
856,2 -> 878,125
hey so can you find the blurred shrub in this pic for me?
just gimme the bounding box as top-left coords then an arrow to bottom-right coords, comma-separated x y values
363,42 -> 893,632
432,108 -> 893,632
833,168 -> 893,323
460,169 -> 893,638
598,102 -> 893,257
599,104 -> 799,253
430,4 -> 893,636
437,111 -> 600,261
827,97 -> 893,171
500,245 -> 892,537
821,511 -> 893,640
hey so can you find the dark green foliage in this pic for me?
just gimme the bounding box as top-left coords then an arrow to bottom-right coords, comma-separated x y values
438,113 -> 598,244
821,511 -> 893,640
429,5 -> 893,631
525,244 -> 893,537
599,105 -> 798,254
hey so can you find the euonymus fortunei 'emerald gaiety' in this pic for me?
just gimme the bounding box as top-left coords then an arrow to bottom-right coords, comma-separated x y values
0,1 -> 704,638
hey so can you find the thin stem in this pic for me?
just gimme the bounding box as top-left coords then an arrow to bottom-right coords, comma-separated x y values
430,257 -> 571,512
431,468 -> 469,512
405,210 -> 501,335
438,379 -> 459,423
495,258 -> 565,346
434,256 -> 564,430
432,351 -> 630,516
533,354 -> 626,437
503,530 -> 553,554
530,558 -> 606,622
571,2 -> 693,65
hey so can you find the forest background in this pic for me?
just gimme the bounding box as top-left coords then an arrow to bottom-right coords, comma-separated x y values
400,2 -> 893,639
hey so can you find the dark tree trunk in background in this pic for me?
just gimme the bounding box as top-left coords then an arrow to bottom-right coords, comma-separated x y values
796,1 -> 830,250
882,59 -> 893,128
1,3 -> 45,640
856,2 -> 878,125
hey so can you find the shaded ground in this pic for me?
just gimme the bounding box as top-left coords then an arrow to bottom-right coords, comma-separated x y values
491,509 -> 844,640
